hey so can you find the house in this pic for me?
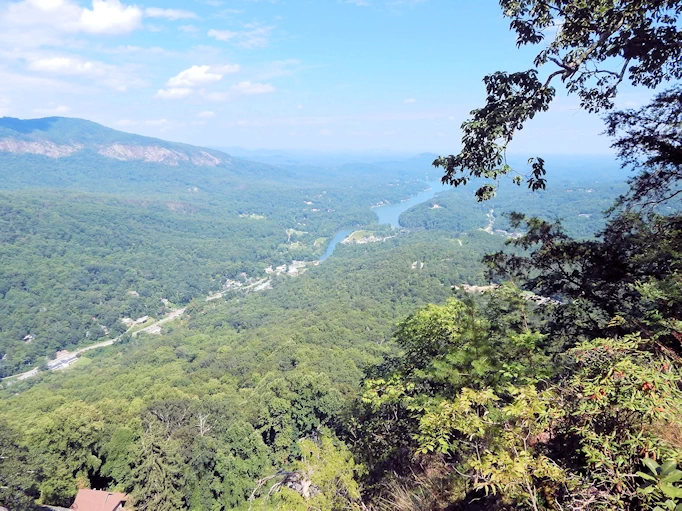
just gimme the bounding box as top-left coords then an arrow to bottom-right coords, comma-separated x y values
69,489 -> 129,511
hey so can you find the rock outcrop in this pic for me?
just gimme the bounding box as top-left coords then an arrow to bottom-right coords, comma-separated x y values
0,138 -> 223,167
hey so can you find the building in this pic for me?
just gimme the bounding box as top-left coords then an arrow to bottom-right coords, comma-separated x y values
69,489 -> 129,511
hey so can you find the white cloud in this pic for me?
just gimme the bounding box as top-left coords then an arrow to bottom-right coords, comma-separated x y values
26,55 -> 144,91
3,0 -> 143,35
144,117 -> 184,132
29,56 -> 103,75
207,29 -> 234,41
179,24 -> 199,33
28,0 -> 65,10
232,81 -> 275,94
145,8 -> 198,20
80,0 -> 143,34
114,118 -> 184,133
168,65 -> 221,87
404,98 -> 416,103
0,0 -> 142,37
0,69 -> 88,94
155,88 -> 193,99
202,91 -> 229,101
207,24 -> 273,49
197,111 -> 215,118
4,0 -> 81,33
145,118 -> 169,125
214,64 -> 241,74
34,104 -> 70,115
166,64 -> 240,88
103,45 -> 169,55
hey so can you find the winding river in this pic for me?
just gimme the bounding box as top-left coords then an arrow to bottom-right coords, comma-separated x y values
320,180 -> 448,261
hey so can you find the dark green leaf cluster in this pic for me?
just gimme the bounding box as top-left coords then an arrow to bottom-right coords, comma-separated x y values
606,86 -> 682,207
433,70 -> 554,201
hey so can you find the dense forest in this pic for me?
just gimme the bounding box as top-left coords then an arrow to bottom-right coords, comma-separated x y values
3,1 -> 682,510
0,164 -> 429,376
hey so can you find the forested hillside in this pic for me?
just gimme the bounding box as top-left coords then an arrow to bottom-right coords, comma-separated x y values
0,129 -> 434,377
0,227 -> 507,509
400,179 -> 628,239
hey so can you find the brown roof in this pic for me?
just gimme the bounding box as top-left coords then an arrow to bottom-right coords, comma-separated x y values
69,489 -> 128,511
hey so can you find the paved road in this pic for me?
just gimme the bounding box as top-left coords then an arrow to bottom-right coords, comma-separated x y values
3,308 -> 186,383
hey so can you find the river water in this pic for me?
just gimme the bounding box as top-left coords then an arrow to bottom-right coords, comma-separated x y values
320,181 -> 447,261
319,228 -> 355,261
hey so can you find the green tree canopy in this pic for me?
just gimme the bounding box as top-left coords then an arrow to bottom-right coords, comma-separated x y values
0,420 -> 41,510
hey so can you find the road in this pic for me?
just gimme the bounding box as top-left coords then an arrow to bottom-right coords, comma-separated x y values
2,308 -> 186,383
4,262 -> 311,383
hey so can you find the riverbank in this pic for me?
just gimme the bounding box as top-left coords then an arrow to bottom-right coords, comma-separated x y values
320,180 -> 447,261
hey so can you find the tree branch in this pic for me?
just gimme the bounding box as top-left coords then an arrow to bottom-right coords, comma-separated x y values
635,187 -> 682,209
569,16 -> 625,71
543,69 -> 565,88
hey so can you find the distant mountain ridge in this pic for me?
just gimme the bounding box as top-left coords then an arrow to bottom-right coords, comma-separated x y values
0,117 -> 302,195
0,117 -> 227,167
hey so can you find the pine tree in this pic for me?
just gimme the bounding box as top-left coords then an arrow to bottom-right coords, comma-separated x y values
130,429 -> 186,511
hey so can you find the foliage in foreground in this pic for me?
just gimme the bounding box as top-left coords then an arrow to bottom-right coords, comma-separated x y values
357,289 -> 682,510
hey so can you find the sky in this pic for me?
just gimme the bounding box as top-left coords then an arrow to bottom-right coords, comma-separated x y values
0,0 -> 657,154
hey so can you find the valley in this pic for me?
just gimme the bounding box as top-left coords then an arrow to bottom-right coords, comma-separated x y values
0,175 -> 492,382
0,112 -> 674,511
0,121 -> 628,387
0,118 -> 630,511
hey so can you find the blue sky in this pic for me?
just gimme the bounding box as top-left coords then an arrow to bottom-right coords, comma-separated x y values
0,0 -> 654,154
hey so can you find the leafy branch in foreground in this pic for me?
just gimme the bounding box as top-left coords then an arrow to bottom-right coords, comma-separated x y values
637,458 -> 682,510
435,0 -> 682,200
485,211 -> 682,351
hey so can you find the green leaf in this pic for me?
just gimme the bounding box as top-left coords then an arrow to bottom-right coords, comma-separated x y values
662,470 -> 682,484
636,471 -> 658,482
643,457 -> 661,475
662,461 -> 678,476
660,484 -> 682,499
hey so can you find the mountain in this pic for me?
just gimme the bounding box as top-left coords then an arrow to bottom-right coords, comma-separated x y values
0,117 -> 291,195
0,116 -> 233,166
